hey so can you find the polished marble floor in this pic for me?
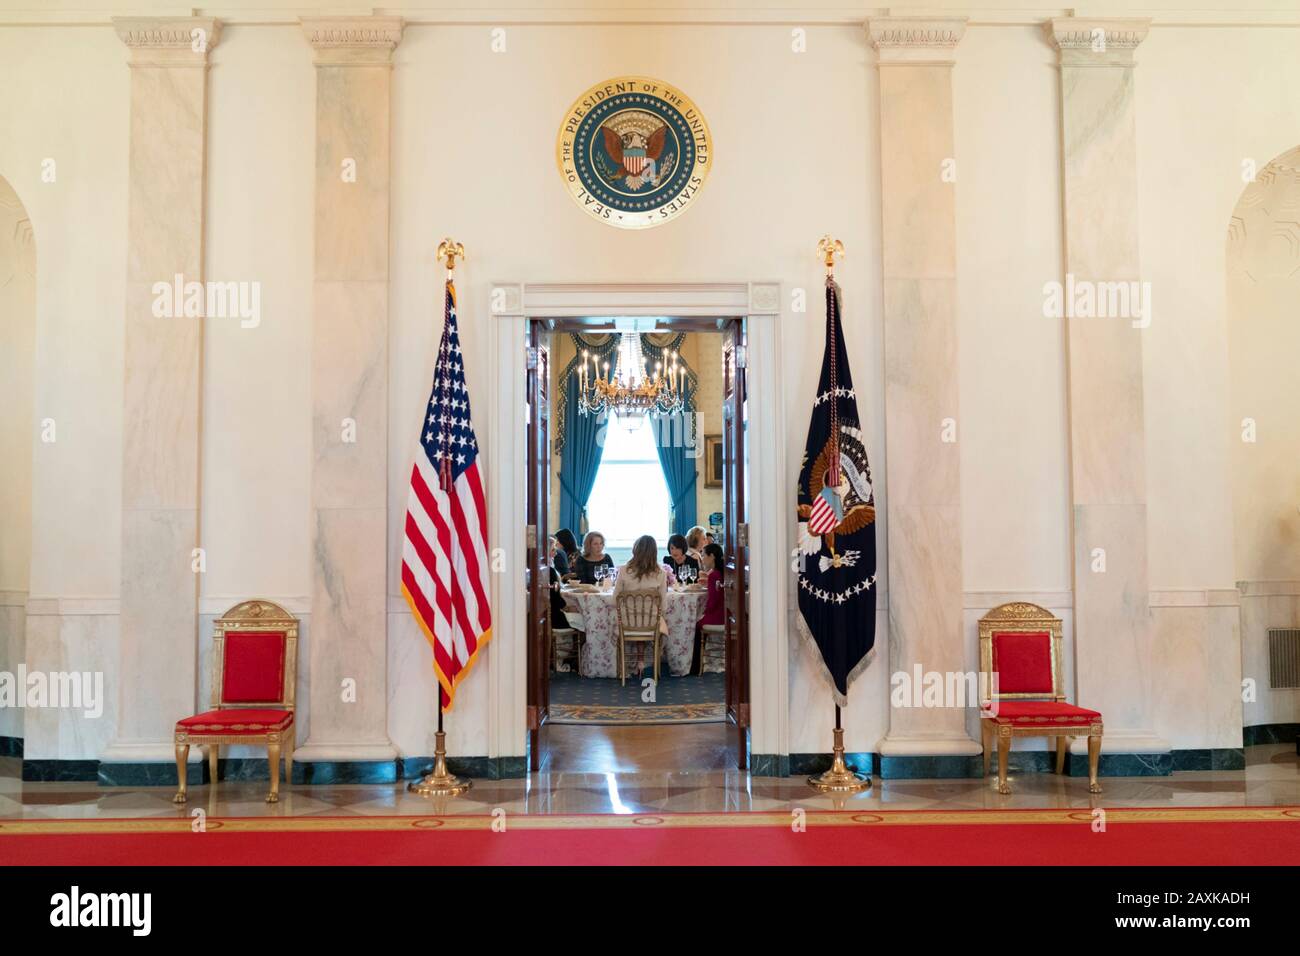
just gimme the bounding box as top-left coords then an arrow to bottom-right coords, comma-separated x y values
2,734 -> 1296,820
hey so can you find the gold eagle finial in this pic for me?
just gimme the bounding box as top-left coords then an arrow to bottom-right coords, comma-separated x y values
437,238 -> 465,272
818,235 -> 844,277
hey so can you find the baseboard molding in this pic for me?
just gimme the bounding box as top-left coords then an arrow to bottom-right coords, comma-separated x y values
23,759 -> 99,782
760,747 -> 1250,779
398,755 -> 528,781
15,745 -> 1264,786
81,756 -> 529,786
1243,723 -> 1300,747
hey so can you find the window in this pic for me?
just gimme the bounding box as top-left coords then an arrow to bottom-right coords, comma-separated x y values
585,415 -> 669,563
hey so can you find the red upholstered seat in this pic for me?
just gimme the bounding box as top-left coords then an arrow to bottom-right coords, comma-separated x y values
176,709 -> 294,735
984,700 -> 1101,724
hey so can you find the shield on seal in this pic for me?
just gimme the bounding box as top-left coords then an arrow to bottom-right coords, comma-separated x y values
623,148 -> 648,175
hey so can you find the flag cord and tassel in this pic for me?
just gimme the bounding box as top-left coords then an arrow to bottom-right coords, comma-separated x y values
409,238 -> 472,798
808,236 -> 870,794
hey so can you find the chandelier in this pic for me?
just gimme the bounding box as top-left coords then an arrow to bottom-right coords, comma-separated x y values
577,332 -> 685,421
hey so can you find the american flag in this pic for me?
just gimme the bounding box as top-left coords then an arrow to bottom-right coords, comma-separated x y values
400,280 -> 491,710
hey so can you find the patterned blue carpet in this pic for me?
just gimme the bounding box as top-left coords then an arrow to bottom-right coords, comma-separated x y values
548,671 -> 725,725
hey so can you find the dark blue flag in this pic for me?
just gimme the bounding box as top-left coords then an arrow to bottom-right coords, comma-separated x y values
795,280 -> 877,706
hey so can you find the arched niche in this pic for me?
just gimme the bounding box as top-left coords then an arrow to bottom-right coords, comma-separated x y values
1227,146 -> 1300,581
1226,145 -> 1300,734
0,174 -> 37,751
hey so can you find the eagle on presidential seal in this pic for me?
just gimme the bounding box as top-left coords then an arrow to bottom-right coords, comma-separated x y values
598,110 -> 677,191
797,423 -> 875,571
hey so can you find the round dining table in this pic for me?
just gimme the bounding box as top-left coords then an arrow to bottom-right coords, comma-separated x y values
565,587 -> 709,678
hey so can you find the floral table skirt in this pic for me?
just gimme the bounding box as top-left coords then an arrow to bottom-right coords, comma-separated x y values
568,590 -> 708,678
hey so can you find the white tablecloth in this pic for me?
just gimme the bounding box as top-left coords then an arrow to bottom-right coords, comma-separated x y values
567,589 -> 708,678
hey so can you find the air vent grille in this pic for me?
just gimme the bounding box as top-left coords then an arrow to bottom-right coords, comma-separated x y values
1267,628 -> 1300,689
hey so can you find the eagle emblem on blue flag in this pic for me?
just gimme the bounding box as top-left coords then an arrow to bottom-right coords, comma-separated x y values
795,280 -> 877,706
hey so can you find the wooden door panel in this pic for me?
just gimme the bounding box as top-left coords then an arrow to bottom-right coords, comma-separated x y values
721,320 -> 750,770
525,326 -> 550,771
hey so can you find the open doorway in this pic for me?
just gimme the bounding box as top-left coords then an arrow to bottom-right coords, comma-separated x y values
525,317 -> 750,774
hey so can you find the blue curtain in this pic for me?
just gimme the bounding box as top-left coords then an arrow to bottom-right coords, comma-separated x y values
641,334 -> 699,537
655,412 -> 698,536
557,336 -> 617,536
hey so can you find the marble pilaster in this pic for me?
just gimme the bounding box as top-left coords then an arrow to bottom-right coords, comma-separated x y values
868,18 -> 979,762
1049,18 -> 1167,754
101,17 -> 218,766
294,17 -> 402,765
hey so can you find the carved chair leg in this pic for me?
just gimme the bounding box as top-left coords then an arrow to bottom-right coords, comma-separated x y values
173,743 -> 190,803
285,739 -> 294,788
266,740 -> 281,803
980,720 -> 992,776
1055,736 -> 1068,775
207,744 -> 219,784
996,731 -> 1011,794
1087,734 -> 1102,793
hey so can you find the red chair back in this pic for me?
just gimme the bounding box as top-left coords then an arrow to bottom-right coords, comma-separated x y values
212,600 -> 299,711
221,631 -> 287,704
990,631 -> 1053,695
978,602 -> 1064,703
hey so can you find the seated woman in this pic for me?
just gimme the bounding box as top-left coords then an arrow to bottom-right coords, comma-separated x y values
685,525 -> 709,562
693,542 -> 726,675
571,530 -> 615,584
663,533 -> 701,583
548,563 -> 571,630
553,528 -> 578,578
614,533 -> 669,632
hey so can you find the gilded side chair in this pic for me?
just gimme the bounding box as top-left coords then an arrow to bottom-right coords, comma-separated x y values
615,592 -> 663,686
977,602 -> 1103,795
173,600 -> 299,804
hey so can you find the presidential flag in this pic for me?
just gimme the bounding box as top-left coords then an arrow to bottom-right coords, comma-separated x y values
401,280 -> 492,710
795,280 -> 877,706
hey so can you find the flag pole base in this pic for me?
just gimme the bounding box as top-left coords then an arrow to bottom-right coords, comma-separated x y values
408,730 -> 472,796
807,726 -> 871,793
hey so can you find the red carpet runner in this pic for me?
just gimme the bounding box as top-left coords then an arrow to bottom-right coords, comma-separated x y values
2,807 -> 1297,865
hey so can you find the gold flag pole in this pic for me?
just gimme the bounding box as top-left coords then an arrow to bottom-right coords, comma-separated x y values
410,237 -> 471,797
808,235 -> 870,794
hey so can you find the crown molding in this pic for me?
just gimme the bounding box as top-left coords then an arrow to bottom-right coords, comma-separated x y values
300,15 -> 404,66
867,16 -> 968,64
112,15 -> 220,67
7,8 -> 1300,29
1047,16 -> 1151,67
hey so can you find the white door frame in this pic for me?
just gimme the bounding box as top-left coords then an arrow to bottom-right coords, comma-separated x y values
485,281 -> 787,767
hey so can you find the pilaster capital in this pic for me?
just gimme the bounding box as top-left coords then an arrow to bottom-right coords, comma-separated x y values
1047,17 -> 1151,67
112,16 -> 220,67
866,16 -> 967,65
300,16 -> 404,67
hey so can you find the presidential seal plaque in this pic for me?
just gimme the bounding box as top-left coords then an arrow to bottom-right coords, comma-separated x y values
557,76 -> 712,229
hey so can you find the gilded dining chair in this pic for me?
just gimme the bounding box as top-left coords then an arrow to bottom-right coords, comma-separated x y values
173,600 -> 298,804
615,592 -> 663,686
977,602 -> 1103,795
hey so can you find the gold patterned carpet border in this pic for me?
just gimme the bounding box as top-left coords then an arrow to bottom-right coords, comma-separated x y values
2,806 -> 1297,836
546,702 -> 726,725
